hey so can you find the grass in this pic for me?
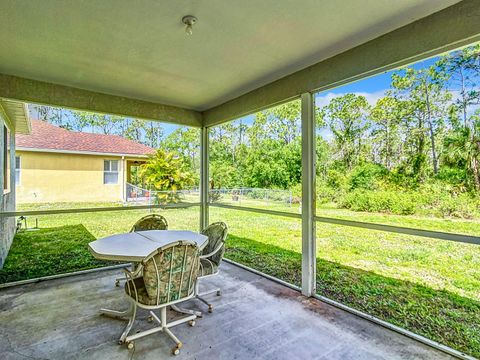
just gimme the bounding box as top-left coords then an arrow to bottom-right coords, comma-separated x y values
2,200 -> 480,357
0,225 -> 112,283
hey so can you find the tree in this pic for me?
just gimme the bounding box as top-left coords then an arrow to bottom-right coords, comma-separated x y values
139,150 -> 194,203
370,97 -> 402,169
251,101 -> 301,145
144,121 -> 164,148
391,66 -> 451,176
437,44 -> 480,128
161,128 -> 200,183
319,94 -> 371,169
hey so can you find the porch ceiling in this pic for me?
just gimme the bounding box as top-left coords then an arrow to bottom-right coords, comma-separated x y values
0,0 -> 461,115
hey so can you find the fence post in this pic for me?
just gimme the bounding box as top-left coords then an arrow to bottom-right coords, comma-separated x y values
200,127 -> 209,231
301,92 -> 316,297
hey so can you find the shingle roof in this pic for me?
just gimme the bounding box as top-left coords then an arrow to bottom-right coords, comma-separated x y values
16,120 -> 155,156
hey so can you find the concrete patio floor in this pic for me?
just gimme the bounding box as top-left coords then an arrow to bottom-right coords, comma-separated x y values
0,262 -> 454,360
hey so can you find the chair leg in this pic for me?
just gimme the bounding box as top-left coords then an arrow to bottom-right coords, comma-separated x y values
195,280 -> 221,313
171,303 -> 203,318
161,307 -> 183,355
170,282 -> 203,316
119,303 -> 137,345
100,302 -> 134,319
123,305 -> 196,355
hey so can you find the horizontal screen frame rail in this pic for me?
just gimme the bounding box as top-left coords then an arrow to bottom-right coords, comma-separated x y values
0,202 -> 200,217
315,216 -> 480,245
209,203 -> 480,245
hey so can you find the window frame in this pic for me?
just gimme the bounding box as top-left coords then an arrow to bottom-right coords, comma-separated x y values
15,156 -> 21,186
103,159 -> 119,185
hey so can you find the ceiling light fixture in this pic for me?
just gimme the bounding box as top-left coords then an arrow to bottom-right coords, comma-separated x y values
182,15 -> 197,35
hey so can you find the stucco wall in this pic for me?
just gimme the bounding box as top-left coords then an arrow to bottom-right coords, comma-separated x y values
16,151 -> 129,203
0,122 -> 16,268
0,191 -> 15,268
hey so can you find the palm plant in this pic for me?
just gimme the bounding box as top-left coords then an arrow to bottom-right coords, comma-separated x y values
443,114 -> 480,191
139,150 -> 194,204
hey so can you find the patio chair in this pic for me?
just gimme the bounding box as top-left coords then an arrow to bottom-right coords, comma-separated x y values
115,214 -> 169,287
120,241 -> 200,355
130,213 -> 169,232
195,222 -> 228,312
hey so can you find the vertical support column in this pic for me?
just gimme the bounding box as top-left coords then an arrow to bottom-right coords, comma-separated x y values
121,156 -> 126,202
200,127 -> 209,231
0,123 -> 4,196
9,130 -> 15,208
301,92 -> 316,297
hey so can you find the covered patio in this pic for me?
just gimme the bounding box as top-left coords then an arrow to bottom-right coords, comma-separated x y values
0,262 -> 452,359
1,0 -> 479,359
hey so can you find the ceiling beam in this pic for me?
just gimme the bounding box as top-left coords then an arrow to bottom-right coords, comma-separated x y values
203,0 -> 480,127
0,74 -> 203,127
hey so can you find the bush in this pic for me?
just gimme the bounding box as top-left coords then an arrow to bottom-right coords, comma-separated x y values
340,190 -> 417,215
316,180 -> 338,204
339,184 -> 480,218
326,169 -> 348,190
436,193 -> 478,219
349,163 -> 388,190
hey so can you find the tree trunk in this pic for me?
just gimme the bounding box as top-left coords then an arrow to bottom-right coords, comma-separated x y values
427,120 -> 439,175
424,83 -> 439,175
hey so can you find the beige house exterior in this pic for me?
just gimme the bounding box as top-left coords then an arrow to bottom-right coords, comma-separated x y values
15,120 -> 154,204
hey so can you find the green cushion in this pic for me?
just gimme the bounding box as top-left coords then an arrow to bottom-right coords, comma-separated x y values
201,222 -> 227,267
124,277 -> 159,305
200,258 -> 219,276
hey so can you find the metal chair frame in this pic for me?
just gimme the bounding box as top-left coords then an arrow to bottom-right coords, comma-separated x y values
115,214 -> 169,287
130,213 -> 169,232
195,222 -> 228,312
103,241 -> 200,355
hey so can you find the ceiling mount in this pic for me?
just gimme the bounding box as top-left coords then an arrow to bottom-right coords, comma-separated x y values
182,15 -> 197,36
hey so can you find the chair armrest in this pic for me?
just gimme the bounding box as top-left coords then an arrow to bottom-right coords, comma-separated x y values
199,241 -> 224,259
123,264 -> 143,280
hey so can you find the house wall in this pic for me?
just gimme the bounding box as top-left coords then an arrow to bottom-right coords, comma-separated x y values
15,151 -> 134,203
0,118 -> 16,268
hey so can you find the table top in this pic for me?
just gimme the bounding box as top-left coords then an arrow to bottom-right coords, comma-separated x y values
88,230 -> 209,262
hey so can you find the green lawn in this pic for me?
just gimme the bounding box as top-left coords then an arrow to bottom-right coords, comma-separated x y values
2,201 -> 479,357
0,225 -> 113,283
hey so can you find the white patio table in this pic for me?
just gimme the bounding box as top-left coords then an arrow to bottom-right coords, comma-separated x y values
88,229 -> 209,339
89,230 -> 209,262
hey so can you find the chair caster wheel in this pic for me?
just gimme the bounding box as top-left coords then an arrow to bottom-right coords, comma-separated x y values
172,345 -> 181,355
189,320 -> 196,327
216,290 -> 221,296
115,280 -> 120,287
127,341 -> 134,350
208,305 -> 213,313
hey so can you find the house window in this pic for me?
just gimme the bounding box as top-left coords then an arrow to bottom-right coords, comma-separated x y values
15,156 -> 20,186
104,160 -> 119,184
